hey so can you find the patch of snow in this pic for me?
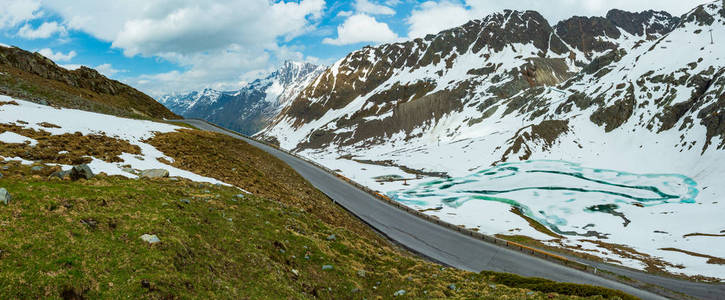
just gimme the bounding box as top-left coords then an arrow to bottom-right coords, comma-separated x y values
0,131 -> 37,146
0,96 -> 228,186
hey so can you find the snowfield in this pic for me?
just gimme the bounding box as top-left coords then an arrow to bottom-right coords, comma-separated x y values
0,97 -> 227,185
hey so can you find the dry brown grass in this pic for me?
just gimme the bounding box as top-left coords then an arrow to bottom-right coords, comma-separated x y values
0,123 -> 140,165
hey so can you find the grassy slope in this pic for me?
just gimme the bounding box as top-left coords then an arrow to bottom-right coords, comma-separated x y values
0,47 -> 179,120
0,127 -> 635,299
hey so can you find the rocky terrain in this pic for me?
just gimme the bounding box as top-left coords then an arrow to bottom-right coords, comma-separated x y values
160,61 -> 324,135
255,1 -> 725,281
0,45 -> 178,120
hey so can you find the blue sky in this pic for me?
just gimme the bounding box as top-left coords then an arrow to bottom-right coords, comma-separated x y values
0,0 -> 709,97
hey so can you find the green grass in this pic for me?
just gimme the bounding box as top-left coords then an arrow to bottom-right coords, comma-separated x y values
480,271 -> 638,300
0,166 -> 612,299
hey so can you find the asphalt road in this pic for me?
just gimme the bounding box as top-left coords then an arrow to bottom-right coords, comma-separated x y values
179,119 -> 725,300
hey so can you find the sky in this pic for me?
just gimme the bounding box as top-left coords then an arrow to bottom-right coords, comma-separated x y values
0,0 -> 712,98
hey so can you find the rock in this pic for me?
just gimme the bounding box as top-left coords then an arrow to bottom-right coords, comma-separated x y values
121,167 -> 135,174
321,265 -> 333,270
351,287 -> 360,293
448,284 -> 456,290
0,172 -> 3,178
357,270 -> 366,277
80,218 -> 98,229
394,290 -> 406,296
140,169 -> 169,179
0,188 -> 11,205
180,199 -> 191,204
326,234 -> 336,241
70,165 -> 94,181
38,99 -> 48,106
140,234 -> 161,244
234,194 -> 246,199
50,170 -> 71,180
31,165 -> 44,172
291,269 -> 299,276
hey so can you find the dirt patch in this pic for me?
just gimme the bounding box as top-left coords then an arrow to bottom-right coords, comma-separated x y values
509,207 -> 563,239
0,100 -> 18,106
37,122 -> 61,129
660,248 -> 725,265
496,119 -> 569,164
348,158 -> 449,178
683,232 -> 725,238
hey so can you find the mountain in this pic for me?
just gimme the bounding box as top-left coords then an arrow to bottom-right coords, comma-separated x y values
159,61 -> 324,135
0,45 -> 179,119
257,1 -> 725,281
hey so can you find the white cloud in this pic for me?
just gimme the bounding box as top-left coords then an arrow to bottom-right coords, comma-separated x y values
337,10 -> 353,18
59,64 -> 82,70
406,0 -> 713,38
39,0 -> 326,94
37,48 -> 76,62
17,21 -> 66,39
408,1 -> 472,38
354,0 -> 396,15
94,63 -> 126,77
0,0 -> 42,29
323,14 -> 399,46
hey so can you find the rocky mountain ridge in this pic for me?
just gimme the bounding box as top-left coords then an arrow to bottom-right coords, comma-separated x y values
253,1 -> 725,280
0,45 -> 178,119
159,61 -> 324,135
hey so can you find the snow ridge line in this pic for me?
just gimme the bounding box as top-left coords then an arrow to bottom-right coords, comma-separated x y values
182,119 -> 600,275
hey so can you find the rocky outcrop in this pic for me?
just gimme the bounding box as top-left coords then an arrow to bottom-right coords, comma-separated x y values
0,46 -> 179,119
140,169 -> 170,179
554,9 -> 679,57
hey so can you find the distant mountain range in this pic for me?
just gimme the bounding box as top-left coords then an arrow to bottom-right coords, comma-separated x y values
158,61 -> 324,135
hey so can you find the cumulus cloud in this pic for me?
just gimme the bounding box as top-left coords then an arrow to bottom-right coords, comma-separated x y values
408,1 -> 472,38
95,63 -> 126,77
323,14 -> 399,46
406,0 -> 712,38
37,48 -> 76,62
0,0 -> 42,29
17,21 -> 66,39
40,0 -> 326,94
354,0 -> 396,15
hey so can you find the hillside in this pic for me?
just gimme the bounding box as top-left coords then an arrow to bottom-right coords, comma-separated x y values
257,1 -> 725,281
0,97 -> 641,298
0,45 -> 179,120
159,61 -> 324,135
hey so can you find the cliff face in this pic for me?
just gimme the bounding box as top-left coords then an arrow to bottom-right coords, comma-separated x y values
0,45 -> 179,119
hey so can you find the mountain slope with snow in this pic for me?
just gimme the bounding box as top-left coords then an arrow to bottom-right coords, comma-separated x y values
257,2 -> 725,280
159,61 -> 324,135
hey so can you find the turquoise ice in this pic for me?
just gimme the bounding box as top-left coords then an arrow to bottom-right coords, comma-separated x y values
388,160 -> 699,236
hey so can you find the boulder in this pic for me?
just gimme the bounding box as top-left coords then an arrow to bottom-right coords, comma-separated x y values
140,169 -> 169,179
140,234 -> 161,244
0,188 -> 10,205
50,170 -> 71,180
70,165 -> 94,180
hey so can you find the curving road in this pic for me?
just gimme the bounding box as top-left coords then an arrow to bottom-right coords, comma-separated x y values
179,119 -> 725,300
